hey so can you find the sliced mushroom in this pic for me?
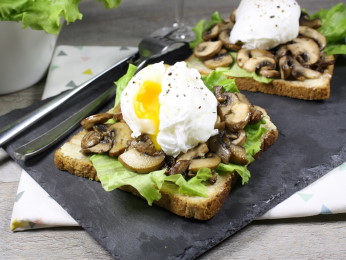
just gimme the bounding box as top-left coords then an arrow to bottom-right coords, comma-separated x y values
217,92 -> 239,121
202,24 -> 220,41
118,149 -> 165,174
299,12 -> 321,29
166,160 -> 191,175
234,92 -> 250,105
225,102 -> 251,132
81,133 -> 113,154
229,144 -> 248,165
276,45 -> 289,58
127,134 -> 158,156
81,113 -> 113,130
113,105 -> 123,122
230,9 -> 237,23
208,134 -> 232,164
219,21 -> 234,31
250,49 -> 275,59
177,143 -> 209,161
286,37 -> 320,66
279,56 -> 293,80
81,131 -> 103,149
214,85 -> 228,102
237,48 -> 251,67
214,116 -> 226,130
242,56 -> 276,73
249,106 -> 264,124
299,26 -> 326,50
193,41 -> 223,60
290,58 -> 322,80
259,68 -> 280,78
204,52 -> 233,69
231,129 -> 246,146
219,30 -> 241,51
189,154 -> 221,172
108,122 -> 133,157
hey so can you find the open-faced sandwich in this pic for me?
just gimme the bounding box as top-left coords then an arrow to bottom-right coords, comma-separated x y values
186,0 -> 346,100
54,61 -> 278,220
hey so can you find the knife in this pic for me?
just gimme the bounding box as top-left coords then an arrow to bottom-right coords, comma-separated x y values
0,53 -> 136,148
14,87 -> 115,160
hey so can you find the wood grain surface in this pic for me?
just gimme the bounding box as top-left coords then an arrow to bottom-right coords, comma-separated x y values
1,0 -> 345,259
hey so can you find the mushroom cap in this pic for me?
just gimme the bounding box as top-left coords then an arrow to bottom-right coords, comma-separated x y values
193,41 -> 223,60
202,24 -> 221,41
242,56 -> 276,73
204,53 -> 233,69
287,37 -> 320,66
299,26 -> 326,50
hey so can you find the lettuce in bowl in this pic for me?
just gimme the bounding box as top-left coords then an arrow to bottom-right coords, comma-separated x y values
0,0 -> 123,34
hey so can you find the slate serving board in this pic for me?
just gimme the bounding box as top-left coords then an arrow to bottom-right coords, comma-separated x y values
1,47 -> 346,260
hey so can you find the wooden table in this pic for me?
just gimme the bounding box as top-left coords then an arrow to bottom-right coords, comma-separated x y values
1,0 -> 346,259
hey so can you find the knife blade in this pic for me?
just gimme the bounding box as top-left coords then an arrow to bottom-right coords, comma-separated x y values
14,87 -> 115,160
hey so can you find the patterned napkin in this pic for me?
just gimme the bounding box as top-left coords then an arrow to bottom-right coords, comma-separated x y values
10,45 -> 346,231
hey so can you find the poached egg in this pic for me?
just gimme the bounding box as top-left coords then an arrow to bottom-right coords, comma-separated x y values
120,61 -> 218,157
230,0 -> 301,50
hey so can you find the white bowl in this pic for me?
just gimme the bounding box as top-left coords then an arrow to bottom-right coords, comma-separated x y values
0,22 -> 58,95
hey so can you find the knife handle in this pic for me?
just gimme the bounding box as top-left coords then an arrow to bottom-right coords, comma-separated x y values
0,53 -> 136,147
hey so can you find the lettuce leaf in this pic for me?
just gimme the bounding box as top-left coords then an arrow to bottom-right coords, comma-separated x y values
114,64 -> 137,107
0,0 -> 122,34
201,70 -> 239,92
90,154 -> 212,205
309,3 -> 346,55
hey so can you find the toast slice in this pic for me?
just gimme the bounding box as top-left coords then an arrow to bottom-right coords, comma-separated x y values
186,55 -> 334,100
54,106 -> 278,220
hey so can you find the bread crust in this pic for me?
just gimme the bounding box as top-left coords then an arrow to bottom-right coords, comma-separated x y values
186,54 -> 334,100
54,108 -> 278,220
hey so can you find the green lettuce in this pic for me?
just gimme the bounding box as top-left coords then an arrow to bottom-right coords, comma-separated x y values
0,0 -> 123,34
90,154 -> 212,205
310,3 -> 346,55
114,64 -> 137,107
201,70 -> 239,92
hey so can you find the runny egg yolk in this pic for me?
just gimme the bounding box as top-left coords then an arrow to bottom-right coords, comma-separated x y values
134,80 -> 161,150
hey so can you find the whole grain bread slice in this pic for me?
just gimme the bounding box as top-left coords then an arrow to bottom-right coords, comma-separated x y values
186,55 -> 334,100
54,107 -> 278,220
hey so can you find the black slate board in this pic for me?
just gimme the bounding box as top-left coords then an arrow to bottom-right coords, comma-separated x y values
1,48 -> 346,259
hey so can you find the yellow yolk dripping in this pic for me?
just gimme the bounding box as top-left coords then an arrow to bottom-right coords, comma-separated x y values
134,80 -> 161,150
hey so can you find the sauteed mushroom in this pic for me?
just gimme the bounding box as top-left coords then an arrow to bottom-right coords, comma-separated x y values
202,24 -> 221,41
218,30 -> 241,51
118,149 -> 165,174
193,41 -> 223,60
299,12 -> 321,29
108,122 -> 133,157
189,153 -> 221,172
204,52 -> 233,69
299,26 -> 326,50
81,113 -> 113,130
286,37 -> 320,66
290,58 -> 322,80
177,143 -> 209,161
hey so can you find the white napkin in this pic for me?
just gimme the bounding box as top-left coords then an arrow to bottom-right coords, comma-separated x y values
10,45 -> 346,231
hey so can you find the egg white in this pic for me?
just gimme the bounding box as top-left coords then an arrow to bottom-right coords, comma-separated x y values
120,61 -> 218,157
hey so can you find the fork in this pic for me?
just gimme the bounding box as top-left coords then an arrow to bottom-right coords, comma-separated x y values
9,27 -> 189,160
